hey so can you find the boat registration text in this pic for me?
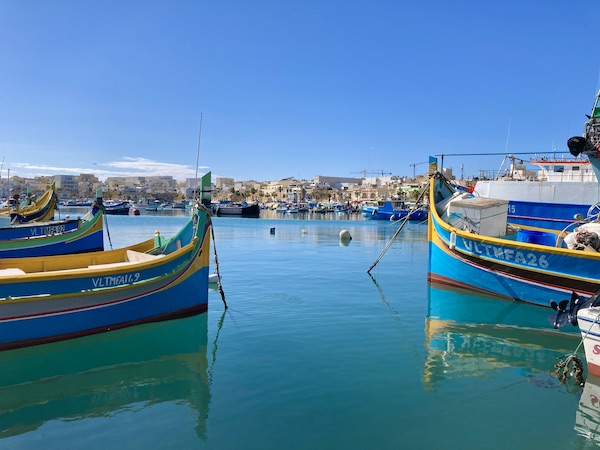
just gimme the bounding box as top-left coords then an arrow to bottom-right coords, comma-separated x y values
92,273 -> 141,288
461,239 -> 550,269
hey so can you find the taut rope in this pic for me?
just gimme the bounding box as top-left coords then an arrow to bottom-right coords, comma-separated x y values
367,183 -> 429,274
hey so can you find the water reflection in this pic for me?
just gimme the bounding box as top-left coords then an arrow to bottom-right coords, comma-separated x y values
424,283 -> 580,388
0,314 -> 210,439
576,375 -> 600,444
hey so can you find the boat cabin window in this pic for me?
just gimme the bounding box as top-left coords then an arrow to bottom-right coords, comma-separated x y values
555,165 -> 564,173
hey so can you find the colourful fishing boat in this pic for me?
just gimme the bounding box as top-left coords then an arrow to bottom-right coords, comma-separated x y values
103,200 -> 131,215
428,172 -> 595,307
428,90 -> 600,308
214,202 -> 260,218
0,202 -> 104,258
361,199 -> 427,221
0,202 -> 212,350
0,182 -> 58,226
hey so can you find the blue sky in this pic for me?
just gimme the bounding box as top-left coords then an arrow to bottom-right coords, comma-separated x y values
1,1 -> 599,182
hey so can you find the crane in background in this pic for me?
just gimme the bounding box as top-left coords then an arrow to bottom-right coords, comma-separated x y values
409,161 -> 428,177
373,170 -> 392,177
351,169 -> 368,178
351,169 -> 392,178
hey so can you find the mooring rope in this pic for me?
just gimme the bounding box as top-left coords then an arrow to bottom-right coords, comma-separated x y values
210,219 -> 227,309
367,183 -> 429,273
555,354 -> 584,387
103,210 -> 113,250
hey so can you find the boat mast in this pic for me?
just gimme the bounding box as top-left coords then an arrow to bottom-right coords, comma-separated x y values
194,113 -> 203,205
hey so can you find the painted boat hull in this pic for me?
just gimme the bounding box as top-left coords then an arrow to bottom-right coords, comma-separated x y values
577,307 -> 600,377
0,205 -> 211,350
0,218 -> 80,241
0,209 -> 104,258
361,201 -> 427,221
506,199 -> 591,230
104,202 -> 130,215
475,179 -> 600,230
365,209 -> 428,221
427,174 -> 600,307
215,203 -> 260,218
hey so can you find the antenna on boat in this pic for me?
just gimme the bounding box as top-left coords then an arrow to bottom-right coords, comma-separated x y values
492,118 -> 512,180
504,117 -> 511,154
193,113 -> 203,206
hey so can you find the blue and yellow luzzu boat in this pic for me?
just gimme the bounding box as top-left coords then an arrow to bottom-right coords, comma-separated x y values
428,172 -> 600,307
0,204 -> 104,258
0,182 -> 58,226
428,91 -> 600,309
0,203 -> 212,350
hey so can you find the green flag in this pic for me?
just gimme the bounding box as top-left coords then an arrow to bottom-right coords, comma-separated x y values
201,172 -> 211,206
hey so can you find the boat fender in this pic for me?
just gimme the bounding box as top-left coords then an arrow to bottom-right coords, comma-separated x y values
449,231 -> 457,250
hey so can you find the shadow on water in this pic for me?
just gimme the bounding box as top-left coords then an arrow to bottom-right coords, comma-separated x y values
0,313 -> 211,440
424,282 -> 582,390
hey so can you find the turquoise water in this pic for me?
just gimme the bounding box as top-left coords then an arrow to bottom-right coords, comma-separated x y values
0,212 -> 596,449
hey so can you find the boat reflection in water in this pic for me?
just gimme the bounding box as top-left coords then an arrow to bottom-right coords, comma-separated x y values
0,312 -> 210,440
576,375 -> 600,444
424,283 -> 581,388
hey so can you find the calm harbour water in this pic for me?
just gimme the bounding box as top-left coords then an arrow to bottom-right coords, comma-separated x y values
1,209 -> 597,449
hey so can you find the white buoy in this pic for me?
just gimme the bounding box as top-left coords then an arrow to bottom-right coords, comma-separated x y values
339,229 -> 352,243
302,229 -> 308,235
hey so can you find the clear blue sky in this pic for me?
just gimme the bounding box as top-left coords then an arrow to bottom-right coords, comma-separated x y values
1,1 -> 599,182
